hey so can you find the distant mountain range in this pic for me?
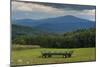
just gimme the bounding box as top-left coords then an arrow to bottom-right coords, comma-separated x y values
13,15 -> 95,33
12,24 -> 39,38
12,24 -> 54,39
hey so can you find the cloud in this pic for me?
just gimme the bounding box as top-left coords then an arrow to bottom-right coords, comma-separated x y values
72,9 -> 95,21
12,1 -> 66,15
12,1 -> 95,21
81,9 -> 95,15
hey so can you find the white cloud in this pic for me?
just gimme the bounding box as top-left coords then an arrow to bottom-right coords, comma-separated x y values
12,1 -> 66,15
82,9 -> 95,15
73,10 -> 95,21
12,1 -> 95,21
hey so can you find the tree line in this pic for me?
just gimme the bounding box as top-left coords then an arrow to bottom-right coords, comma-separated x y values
12,28 -> 96,48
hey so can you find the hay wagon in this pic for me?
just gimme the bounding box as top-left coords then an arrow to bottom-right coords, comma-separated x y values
41,51 -> 73,58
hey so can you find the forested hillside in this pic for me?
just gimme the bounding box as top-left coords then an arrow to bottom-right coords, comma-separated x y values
12,28 -> 96,48
12,24 -> 49,39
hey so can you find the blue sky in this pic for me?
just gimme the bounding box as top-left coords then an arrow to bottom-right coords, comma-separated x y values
12,1 -> 96,21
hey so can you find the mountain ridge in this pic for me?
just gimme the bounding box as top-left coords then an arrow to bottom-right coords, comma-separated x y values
13,15 -> 95,33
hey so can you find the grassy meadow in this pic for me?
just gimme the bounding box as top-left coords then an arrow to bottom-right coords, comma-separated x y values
11,46 -> 96,66
11,27 -> 96,66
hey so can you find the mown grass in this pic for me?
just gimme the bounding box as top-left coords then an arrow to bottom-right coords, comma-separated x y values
11,47 -> 96,66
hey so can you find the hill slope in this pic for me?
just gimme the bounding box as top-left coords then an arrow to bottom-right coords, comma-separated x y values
12,24 -> 42,39
13,15 -> 95,33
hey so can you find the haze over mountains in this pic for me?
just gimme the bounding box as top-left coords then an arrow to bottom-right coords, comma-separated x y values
13,15 -> 95,33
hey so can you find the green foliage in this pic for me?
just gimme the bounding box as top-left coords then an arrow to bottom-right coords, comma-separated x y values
12,28 -> 96,48
12,24 -> 46,40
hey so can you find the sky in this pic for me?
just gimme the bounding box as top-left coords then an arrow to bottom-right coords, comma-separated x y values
12,1 -> 96,21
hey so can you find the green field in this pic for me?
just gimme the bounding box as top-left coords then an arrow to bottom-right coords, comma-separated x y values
11,48 -> 96,66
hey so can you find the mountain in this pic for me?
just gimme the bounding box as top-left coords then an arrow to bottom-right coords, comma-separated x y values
12,24 -> 54,39
35,15 -> 95,33
13,15 -> 95,33
13,19 -> 41,27
12,24 -> 42,39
